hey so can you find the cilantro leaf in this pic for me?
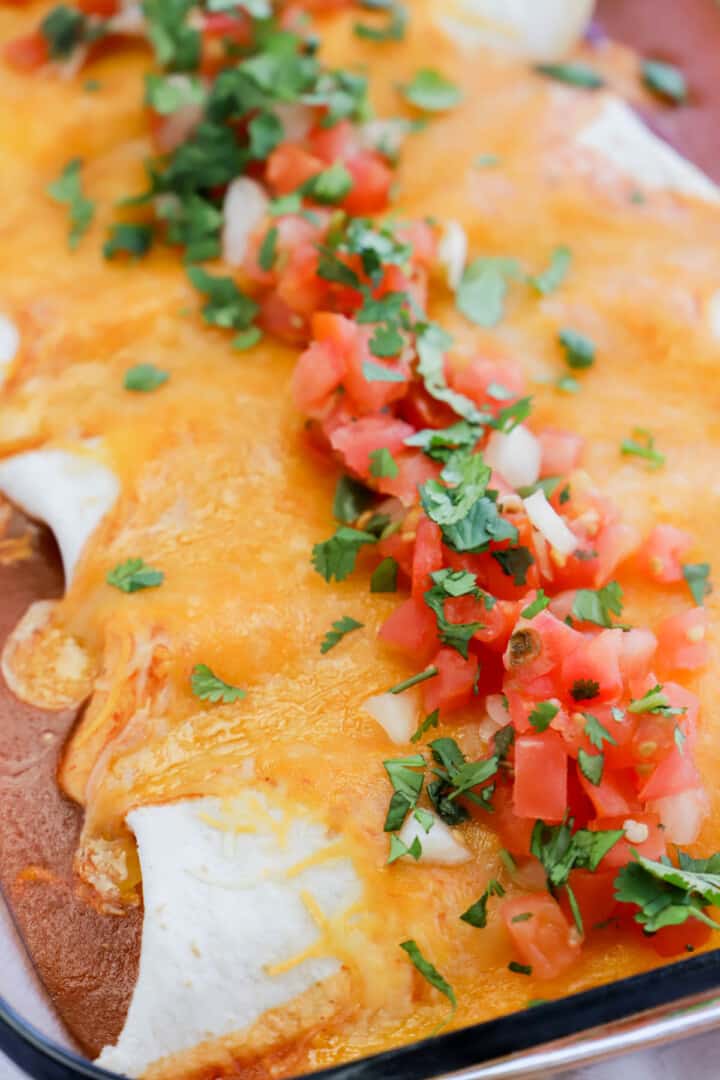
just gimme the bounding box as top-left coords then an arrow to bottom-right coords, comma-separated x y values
529,246 -> 572,295
521,590 -> 550,619
399,940 -> 457,1018
106,557 -> 164,593
457,257 -> 521,328
572,581 -> 624,627
142,0 -> 201,71
371,556 -> 399,593
383,754 -> 425,830
123,363 -> 169,392
187,265 -> 259,330
615,852 -> 720,933
312,526 -> 377,583
578,747 -> 604,785
258,226 -> 279,272
535,62 -> 605,89
628,683 -> 686,717
104,223 -> 153,260
642,59 -> 687,105
302,163 -> 353,204
388,666 -> 439,695
41,5 -> 88,60
415,323 -> 483,423
460,878 -> 505,928
145,72 -> 206,115
583,713 -> 618,750
354,0 -> 407,42
411,708 -> 440,744
47,158 -> 95,250
420,455 -> 491,526
491,546 -> 535,586
388,833 -> 422,864
320,616 -> 363,655
369,448 -> 399,479
362,359 -> 406,383
531,820 -> 623,888
400,69 -> 462,112
190,663 -> 246,704
406,421 -> 482,462
683,562 -> 712,606
529,701 -> 559,733
621,428 -> 665,470
559,328 -> 595,369
333,475 -> 375,524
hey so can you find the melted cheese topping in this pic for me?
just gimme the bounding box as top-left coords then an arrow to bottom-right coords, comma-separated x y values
2,1 -> 720,1074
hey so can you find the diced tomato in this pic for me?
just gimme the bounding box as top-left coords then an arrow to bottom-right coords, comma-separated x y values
423,647 -> 479,716
513,734 -> 568,821
538,429 -> 584,478
396,382 -> 457,431
373,450 -> 440,506
480,783 -> 534,854
78,0 -> 120,12
266,143 -> 324,195
342,152 -> 393,216
638,524 -> 694,584
307,119 -> 356,164
656,607 -> 709,671
502,893 -> 581,980
618,628 -> 657,689
639,746 -> 702,801
291,340 -> 345,416
592,522 -> 641,588
379,597 -> 438,662
411,516 -> 443,599
504,609 -> 584,685
4,31 -> 48,71
588,814 -> 666,868
559,629 -> 624,706
472,599 -> 522,652
559,869 -> 617,929
650,919 -> 713,958
258,292 -> 310,345
448,356 -> 525,413
578,767 -> 633,817
340,331 -> 409,415
330,416 -> 414,479
376,532 -> 414,580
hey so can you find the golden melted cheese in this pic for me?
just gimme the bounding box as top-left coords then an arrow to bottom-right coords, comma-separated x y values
2,0 -> 720,1069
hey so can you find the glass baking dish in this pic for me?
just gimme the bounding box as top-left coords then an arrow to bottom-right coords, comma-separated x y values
3,885 -> 720,1080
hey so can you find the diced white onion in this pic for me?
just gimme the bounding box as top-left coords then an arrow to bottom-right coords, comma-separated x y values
435,0 -> 595,61
485,425 -> 541,489
523,489 -> 579,557
486,693 -> 511,729
437,220 -> 468,291
708,290 -> 720,342
398,810 -> 470,866
622,818 -> 649,845
362,691 -> 417,744
222,178 -> 269,268
272,103 -> 315,144
649,789 -> 708,846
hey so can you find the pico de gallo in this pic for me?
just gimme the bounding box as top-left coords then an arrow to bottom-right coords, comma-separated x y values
5,0 -> 719,998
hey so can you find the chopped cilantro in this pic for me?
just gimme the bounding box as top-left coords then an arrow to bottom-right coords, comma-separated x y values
521,590 -> 550,619
578,747 -> 604,785
572,581 -> 623,627
556,374 -> 580,394
142,0 -> 201,71
415,322 -> 482,423
559,328 -> 595,369
312,526 -> 377,583
615,852 -> 720,933
354,0 -> 407,42
460,879 -> 505,929
370,322 -> 405,358
411,708 -> 440,744
248,110 -> 284,161
104,223 -> 153,260
683,562 -> 712,605
491,546 -> 535,586
620,428 -> 665,469
529,246 -> 572,295
642,59 -> 687,105
144,72 -> 205,115
535,62 -> 605,89
233,326 -> 263,351
583,713 -> 618,751
387,833 -> 422,863
362,359 -> 406,382
320,616 -> 363,655
258,226 -> 279,272
399,940 -> 457,1019
123,363 -> 169,392
333,475 -> 375,524
187,266 -> 258,330
571,678 -> 600,702
106,557 -> 164,593
400,68 -> 462,112
383,754 -> 425,830
371,556 -> 399,593
628,683 -> 685,717
47,158 -> 95,250
424,568 -> 489,658
528,701 -> 559,733
368,448 -> 399,479
509,961 -> 532,976
302,163 -> 353,204
190,663 -> 246,704
388,667 -> 439,695
457,257 -> 521,328
474,153 -> 500,168
41,5 -> 88,60
531,820 -> 623,888
406,420 -> 481,463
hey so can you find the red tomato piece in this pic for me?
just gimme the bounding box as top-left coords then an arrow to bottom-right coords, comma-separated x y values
559,629 -> 624,706
396,382 -> 457,430
4,30 -> 48,70
376,533 -> 414,580
578,767 -> 633,818
266,143 -> 324,195
411,516 -> 443,599
449,356 -> 525,412
656,607 -> 709,671
638,524 -> 694,584
651,919 -> 713,958
502,893 -> 581,980
504,609 -> 585,684
559,869 -> 617,929
330,416 -> 414,479
372,450 -> 440,506
307,119 -> 356,163
480,783 -> 535,855
513,734 -> 568,821
379,597 -> 439,662
592,521 -> 641,588
423,647 -> 479,717
618,628 -> 657,688
342,152 -> 393,215
538,429 -> 584,478
291,340 -> 345,416
588,814 -> 666,868
639,746 -> 702,802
